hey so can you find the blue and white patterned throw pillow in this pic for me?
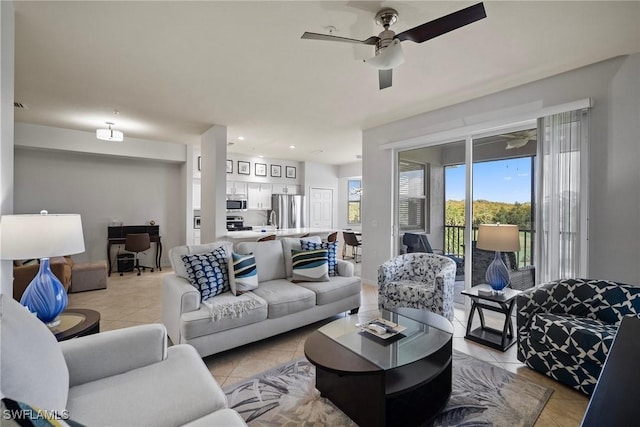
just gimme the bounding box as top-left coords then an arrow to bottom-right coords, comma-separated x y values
301,240 -> 338,276
230,252 -> 258,295
182,246 -> 230,301
291,248 -> 329,282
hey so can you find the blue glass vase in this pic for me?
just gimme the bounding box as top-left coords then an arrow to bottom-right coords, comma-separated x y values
485,251 -> 510,293
20,258 -> 68,326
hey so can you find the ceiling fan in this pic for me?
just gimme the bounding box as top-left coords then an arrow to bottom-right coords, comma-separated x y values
500,130 -> 537,150
301,3 -> 486,90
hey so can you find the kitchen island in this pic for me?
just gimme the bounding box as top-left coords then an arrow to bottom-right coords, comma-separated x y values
221,227 -> 336,244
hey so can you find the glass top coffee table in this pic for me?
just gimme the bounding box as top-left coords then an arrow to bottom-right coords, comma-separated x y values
304,307 -> 453,427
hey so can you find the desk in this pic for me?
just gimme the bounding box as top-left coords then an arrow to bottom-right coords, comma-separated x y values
461,285 -> 521,351
107,225 -> 162,276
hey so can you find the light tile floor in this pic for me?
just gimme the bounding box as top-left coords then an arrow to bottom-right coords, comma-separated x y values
68,266 -> 588,427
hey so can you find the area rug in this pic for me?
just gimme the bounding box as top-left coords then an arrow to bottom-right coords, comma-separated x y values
223,350 -> 553,426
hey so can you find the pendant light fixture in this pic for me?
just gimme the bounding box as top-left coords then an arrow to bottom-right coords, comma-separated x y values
96,122 -> 124,142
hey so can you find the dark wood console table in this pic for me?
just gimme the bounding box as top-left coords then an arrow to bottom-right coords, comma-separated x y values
581,316 -> 640,426
107,225 -> 162,276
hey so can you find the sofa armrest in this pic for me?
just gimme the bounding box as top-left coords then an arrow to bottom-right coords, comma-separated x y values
61,324 -> 167,387
162,274 -> 201,344
336,259 -> 354,277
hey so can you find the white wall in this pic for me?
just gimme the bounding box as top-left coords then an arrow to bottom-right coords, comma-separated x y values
14,148 -> 184,268
362,54 -> 640,285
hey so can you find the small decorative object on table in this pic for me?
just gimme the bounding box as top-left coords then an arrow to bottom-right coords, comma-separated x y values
476,223 -> 520,293
358,317 -> 407,339
0,210 -> 85,327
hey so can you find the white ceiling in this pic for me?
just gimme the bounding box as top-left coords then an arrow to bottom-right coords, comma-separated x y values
13,1 -> 640,165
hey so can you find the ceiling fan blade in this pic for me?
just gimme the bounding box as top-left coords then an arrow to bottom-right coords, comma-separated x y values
301,32 -> 379,45
396,2 -> 486,43
379,69 -> 393,90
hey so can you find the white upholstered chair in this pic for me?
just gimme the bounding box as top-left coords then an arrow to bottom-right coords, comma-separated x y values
0,295 -> 246,427
377,253 -> 457,322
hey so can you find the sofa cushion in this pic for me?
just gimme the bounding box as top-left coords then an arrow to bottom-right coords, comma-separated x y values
182,292 -> 268,339
296,275 -> 361,305
281,236 -> 322,278
181,247 -> 231,301
1,296 -> 69,413
169,241 -> 233,280
291,248 -> 329,282
251,280 -> 316,319
182,408 -> 247,427
236,240 -> 287,282
301,240 -> 338,276
530,313 -> 617,364
66,345 -> 227,427
229,252 -> 258,295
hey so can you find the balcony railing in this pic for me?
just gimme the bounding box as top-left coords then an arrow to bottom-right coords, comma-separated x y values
444,225 -> 535,268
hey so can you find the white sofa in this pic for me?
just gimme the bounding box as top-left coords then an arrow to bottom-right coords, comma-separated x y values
1,295 -> 245,427
162,238 -> 362,357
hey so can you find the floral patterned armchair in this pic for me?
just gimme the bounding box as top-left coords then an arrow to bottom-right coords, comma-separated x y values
378,253 -> 457,322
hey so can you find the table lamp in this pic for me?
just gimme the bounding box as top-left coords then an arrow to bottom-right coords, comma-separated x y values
476,224 -> 520,293
1,211 -> 85,326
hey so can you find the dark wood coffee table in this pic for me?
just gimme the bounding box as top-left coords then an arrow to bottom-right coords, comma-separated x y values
304,307 -> 453,427
50,308 -> 100,341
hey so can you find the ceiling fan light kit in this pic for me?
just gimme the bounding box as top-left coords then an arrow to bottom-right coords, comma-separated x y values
301,2 -> 487,90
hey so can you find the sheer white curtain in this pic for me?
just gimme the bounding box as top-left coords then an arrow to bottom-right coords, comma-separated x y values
536,109 -> 590,282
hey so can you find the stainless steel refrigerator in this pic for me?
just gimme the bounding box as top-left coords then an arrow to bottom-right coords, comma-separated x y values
271,195 -> 306,229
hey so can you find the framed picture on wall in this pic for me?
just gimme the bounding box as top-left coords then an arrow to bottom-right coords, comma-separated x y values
286,166 -> 296,179
271,164 -> 282,178
226,160 -> 233,174
255,163 -> 267,177
197,156 -> 201,171
238,161 -> 250,175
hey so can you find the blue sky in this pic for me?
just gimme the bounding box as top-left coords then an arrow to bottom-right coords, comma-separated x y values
446,158 -> 532,203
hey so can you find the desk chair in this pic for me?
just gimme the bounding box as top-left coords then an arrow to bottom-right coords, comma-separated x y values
123,233 -> 154,276
342,231 -> 362,263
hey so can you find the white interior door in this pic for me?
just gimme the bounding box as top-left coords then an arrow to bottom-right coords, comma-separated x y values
309,188 -> 333,228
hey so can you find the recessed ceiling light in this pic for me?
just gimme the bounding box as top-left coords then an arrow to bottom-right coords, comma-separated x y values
258,155 -> 264,158
238,136 -> 245,140
289,145 -> 296,149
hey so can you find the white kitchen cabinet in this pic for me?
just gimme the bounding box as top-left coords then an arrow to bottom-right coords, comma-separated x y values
193,229 -> 201,245
272,184 -> 299,195
226,181 -> 247,196
247,183 -> 272,210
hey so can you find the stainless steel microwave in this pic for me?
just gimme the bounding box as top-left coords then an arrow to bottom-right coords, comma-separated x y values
226,199 -> 247,211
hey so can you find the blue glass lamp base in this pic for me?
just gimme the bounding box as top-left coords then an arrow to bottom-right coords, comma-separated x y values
485,251 -> 510,294
19,258 -> 68,326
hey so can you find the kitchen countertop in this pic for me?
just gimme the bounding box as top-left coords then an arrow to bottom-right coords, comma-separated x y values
222,227 -> 336,240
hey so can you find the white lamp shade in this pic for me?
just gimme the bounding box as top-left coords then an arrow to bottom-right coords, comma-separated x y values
364,39 -> 405,70
96,128 -> 124,142
1,213 -> 85,259
476,224 -> 520,252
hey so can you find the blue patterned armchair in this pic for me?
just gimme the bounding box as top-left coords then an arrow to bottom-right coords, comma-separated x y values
378,253 -> 457,322
517,278 -> 640,395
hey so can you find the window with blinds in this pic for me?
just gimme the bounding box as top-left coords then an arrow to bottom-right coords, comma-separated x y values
399,160 -> 427,231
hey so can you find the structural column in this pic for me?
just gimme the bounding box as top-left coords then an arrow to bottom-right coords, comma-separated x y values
0,1 -> 15,296
200,125 -> 227,243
